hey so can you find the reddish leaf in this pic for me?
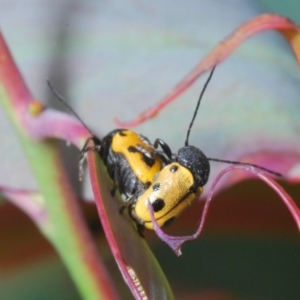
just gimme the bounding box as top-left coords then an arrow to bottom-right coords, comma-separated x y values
87,144 -> 174,300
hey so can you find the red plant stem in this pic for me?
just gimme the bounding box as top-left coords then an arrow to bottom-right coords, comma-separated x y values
149,165 -> 300,256
0,31 -> 119,299
0,34 -> 31,107
51,149 -> 119,299
115,14 -> 300,127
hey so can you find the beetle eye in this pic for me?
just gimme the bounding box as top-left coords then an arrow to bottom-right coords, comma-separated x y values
152,198 -> 165,212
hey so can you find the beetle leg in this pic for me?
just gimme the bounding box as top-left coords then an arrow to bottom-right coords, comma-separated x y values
78,145 -> 101,181
110,165 -> 123,196
154,138 -> 172,161
110,181 -> 118,196
118,190 -> 146,238
156,152 -> 170,165
136,223 -> 145,238
119,192 -> 138,213
81,136 -> 101,154
78,136 -> 101,181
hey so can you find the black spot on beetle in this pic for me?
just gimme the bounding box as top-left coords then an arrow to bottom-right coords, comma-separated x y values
152,198 -> 165,212
163,217 -> 176,227
141,154 -> 155,167
170,165 -> 178,173
119,130 -> 127,136
145,181 -> 151,188
128,145 -> 155,167
128,146 -> 138,153
152,183 -> 160,191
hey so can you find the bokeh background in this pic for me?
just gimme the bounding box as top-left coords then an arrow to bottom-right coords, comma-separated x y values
0,1 -> 300,299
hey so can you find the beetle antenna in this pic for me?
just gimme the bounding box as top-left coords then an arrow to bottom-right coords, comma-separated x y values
185,66 -> 216,146
207,157 -> 282,177
47,80 -> 94,135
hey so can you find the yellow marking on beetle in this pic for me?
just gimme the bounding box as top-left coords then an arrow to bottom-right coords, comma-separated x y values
134,162 -> 203,229
112,130 -> 162,184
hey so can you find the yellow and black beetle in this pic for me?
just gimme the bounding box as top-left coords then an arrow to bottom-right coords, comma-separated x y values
124,67 -> 282,232
47,81 -> 172,199
48,69 -> 281,236
80,129 -> 172,198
